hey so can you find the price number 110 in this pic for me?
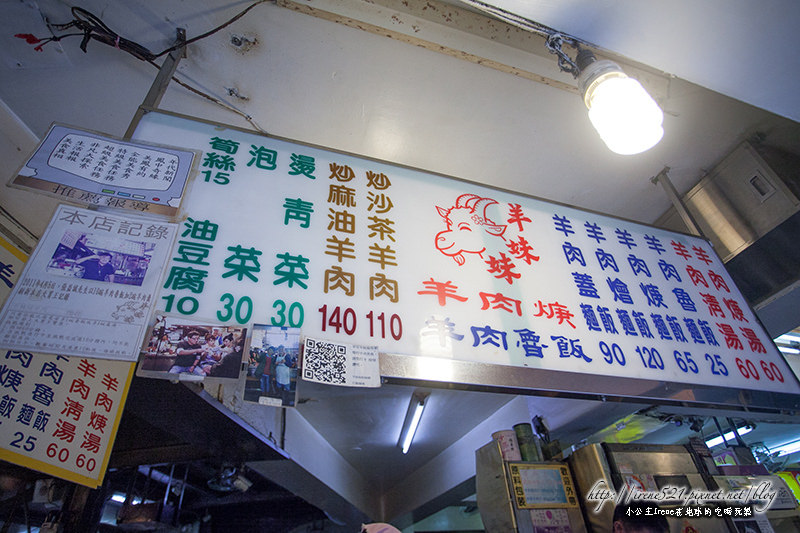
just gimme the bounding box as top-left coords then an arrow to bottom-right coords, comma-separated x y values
318,305 -> 403,340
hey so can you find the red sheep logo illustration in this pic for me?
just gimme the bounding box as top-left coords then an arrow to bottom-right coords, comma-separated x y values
435,194 -> 507,265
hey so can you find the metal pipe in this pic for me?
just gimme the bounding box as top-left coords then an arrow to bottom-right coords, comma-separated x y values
175,463 -> 190,526
124,467 -> 137,505
727,417 -> 748,447
161,463 -> 176,522
712,417 -> 728,447
143,465 -> 153,501
123,28 -> 186,140
651,167 -> 704,237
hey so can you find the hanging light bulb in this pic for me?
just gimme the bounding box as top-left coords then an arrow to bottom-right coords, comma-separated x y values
577,49 -> 664,155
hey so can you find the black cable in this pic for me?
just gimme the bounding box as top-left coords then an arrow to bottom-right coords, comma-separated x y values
70,7 -> 157,60
34,2 -> 268,62
18,2 -> 271,134
155,1 -> 268,58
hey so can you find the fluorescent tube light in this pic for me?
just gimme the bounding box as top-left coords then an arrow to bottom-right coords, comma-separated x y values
400,401 -> 424,454
775,333 -> 800,344
398,391 -> 428,455
773,439 -> 800,457
705,425 -> 753,448
778,345 -> 800,355
110,493 -> 143,504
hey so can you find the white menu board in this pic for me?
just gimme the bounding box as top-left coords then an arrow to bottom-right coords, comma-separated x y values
132,111 -> 800,396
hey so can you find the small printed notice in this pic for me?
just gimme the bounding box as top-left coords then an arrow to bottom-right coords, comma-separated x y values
302,336 -> 380,388
0,205 -> 177,361
530,509 -> 572,533
0,350 -> 135,488
12,124 -> 197,217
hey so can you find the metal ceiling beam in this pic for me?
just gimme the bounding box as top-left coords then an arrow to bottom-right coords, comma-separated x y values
379,352 -> 800,414
276,0 -> 578,94
276,0 -> 671,101
109,444 -> 214,469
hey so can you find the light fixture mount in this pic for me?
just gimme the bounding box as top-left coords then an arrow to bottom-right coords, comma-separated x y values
575,49 -> 626,101
545,33 -> 580,77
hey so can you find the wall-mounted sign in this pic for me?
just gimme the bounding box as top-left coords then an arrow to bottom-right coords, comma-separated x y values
0,235 -> 27,304
0,349 -> 135,488
11,124 -> 198,217
508,463 -> 579,509
0,205 -> 177,361
131,110 -> 800,397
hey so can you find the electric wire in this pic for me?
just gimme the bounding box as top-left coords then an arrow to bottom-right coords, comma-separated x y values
154,1 -> 268,59
17,2 -> 270,133
42,2 -> 269,60
456,0 -> 593,76
456,0 -> 586,46
148,60 -> 269,135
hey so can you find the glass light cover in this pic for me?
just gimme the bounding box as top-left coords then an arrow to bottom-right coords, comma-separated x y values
773,439 -> 800,457
583,70 -> 664,155
704,425 -> 753,448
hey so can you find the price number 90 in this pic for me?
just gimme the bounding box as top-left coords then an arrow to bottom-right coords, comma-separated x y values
599,341 -> 626,366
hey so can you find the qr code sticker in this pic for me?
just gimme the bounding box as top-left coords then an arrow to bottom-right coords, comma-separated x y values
303,338 -> 347,385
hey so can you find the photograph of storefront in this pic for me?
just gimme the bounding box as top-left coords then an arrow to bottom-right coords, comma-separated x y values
1,1 -> 799,532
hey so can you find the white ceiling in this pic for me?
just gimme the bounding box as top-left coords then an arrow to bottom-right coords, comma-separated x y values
1,0 -> 799,526
486,0 -> 800,123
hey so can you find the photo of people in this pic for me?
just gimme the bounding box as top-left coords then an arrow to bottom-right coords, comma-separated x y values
139,316 -> 247,380
48,230 -> 153,286
244,324 -> 300,407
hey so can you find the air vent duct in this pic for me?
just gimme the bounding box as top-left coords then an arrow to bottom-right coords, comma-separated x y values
656,141 -> 800,262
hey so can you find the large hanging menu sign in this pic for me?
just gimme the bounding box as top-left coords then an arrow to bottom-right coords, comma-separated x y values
0,205 -> 178,361
132,111 -> 800,396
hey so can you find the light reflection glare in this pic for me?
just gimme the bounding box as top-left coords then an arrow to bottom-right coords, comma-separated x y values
414,356 -> 454,382
418,315 -> 458,357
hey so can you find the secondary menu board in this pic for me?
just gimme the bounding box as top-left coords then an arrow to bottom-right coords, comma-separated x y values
0,350 -> 134,488
12,124 -> 197,217
132,110 -> 800,396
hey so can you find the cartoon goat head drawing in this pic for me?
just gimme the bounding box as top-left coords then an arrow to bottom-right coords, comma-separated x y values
435,194 -> 506,265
